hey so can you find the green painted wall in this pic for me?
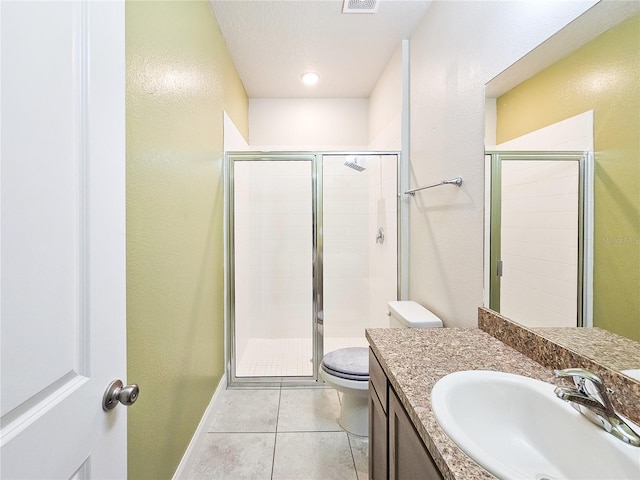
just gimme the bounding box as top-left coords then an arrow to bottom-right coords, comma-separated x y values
496,13 -> 640,342
126,1 -> 248,478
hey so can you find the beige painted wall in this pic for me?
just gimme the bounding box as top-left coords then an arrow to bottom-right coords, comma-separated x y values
408,0 -> 596,327
368,44 -> 402,150
496,13 -> 640,342
126,1 -> 248,478
248,98 -> 369,149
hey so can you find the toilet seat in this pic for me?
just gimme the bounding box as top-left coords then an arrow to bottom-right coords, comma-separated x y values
319,366 -> 369,392
320,347 -> 369,380
321,363 -> 369,381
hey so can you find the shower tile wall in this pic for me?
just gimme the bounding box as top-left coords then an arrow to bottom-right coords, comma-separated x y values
323,158 -> 371,339
368,156 -> 398,328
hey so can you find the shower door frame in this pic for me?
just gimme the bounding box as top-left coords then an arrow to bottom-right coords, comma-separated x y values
226,151 -> 401,387
487,151 -> 591,328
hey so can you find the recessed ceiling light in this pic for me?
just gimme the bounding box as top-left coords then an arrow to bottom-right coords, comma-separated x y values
301,71 -> 319,86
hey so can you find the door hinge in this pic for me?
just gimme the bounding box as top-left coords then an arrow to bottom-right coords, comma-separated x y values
497,260 -> 503,277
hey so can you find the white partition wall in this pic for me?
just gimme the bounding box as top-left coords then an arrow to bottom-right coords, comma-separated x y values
248,99 -> 368,150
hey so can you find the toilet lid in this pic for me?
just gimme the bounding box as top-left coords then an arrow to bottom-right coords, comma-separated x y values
321,347 -> 369,378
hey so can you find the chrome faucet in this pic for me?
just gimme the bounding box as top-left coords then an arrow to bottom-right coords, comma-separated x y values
554,368 -> 640,447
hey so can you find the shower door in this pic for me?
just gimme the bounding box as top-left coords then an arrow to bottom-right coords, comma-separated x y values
488,152 -> 587,328
228,152 -> 400,385
229,154 -> 318,382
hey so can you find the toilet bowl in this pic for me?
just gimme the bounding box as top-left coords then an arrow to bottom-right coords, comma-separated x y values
319,301 -> 443,436
318,347 -> 369,436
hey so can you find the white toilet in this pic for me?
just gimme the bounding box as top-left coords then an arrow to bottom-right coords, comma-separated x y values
319,300 -> 443,436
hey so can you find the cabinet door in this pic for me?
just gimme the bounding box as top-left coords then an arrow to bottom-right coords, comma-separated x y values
369,387 -> 388,480
369,349 -> 388,412
389,388 -> 443,480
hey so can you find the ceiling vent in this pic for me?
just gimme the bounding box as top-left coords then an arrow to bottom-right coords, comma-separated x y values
342,0 -> 380,14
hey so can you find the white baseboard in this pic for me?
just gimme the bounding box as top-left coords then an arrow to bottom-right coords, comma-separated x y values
172,374 -> 227,479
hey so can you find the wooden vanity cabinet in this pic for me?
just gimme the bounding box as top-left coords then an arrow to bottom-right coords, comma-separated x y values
388,388 -> 443,479
369,348 -> 388,480
369,348 -> 444,480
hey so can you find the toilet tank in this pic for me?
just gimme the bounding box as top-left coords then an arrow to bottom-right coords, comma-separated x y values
387,300 -> 443,328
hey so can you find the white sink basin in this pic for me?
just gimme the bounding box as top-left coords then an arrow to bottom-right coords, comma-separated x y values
431,370 -> 640,480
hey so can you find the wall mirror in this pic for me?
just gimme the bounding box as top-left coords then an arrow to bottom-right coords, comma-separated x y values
483,1 -> 640,377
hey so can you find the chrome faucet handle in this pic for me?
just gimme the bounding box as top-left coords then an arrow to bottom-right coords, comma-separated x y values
554,367 -> 604,387
554,368 -> 640,447
554,368 -> 612,409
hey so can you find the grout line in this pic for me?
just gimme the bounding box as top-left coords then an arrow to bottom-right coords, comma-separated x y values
270,384 -> 282,480
346,433 -> 359,480
275,384 -> 282,433
274,430 -> 362,436
206,430 -> 278,434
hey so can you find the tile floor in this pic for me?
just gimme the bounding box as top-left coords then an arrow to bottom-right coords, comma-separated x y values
186,386 -> 368,479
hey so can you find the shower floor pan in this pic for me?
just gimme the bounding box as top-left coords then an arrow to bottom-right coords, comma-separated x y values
236,336 -> 369,377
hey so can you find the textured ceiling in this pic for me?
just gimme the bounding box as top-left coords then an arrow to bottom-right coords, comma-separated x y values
209,0 -> 432,98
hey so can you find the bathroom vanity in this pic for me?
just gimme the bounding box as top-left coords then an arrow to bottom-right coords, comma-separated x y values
369,348 -> 443,480
366,307 -> 640,480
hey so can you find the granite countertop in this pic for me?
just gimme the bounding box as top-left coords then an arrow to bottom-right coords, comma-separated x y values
530,326 -> 640,372
365,327 -> 563,480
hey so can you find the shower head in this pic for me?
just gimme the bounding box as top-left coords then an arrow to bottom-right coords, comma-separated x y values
344,156 -> 366,172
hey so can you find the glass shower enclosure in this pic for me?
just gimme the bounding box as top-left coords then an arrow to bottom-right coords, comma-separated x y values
227,152 -> 399,385
487,151 -> 588,328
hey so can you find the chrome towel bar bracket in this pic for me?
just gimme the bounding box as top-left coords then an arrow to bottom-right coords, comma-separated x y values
405,176 -> 463,196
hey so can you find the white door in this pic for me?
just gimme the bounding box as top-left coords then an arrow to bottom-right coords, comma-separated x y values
1,2 -> 127,479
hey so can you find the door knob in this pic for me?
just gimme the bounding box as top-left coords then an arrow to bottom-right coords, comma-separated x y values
103,379 -> 140,411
